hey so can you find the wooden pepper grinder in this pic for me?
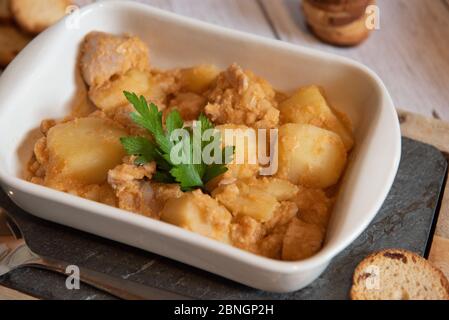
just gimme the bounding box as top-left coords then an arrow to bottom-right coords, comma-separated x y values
302,0 -> 377,46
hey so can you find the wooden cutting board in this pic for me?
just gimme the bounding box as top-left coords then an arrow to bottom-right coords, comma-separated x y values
400,111 -> 449,278
0,113 -> 449,299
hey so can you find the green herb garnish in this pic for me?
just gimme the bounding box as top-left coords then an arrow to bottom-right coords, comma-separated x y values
120,91 -> 234,191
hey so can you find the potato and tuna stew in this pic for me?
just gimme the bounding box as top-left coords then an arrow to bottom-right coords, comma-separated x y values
26,32 -> 354,261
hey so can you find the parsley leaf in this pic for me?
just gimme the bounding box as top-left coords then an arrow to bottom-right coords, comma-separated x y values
153,171 -> 176,184
203,146 -> 235,184
170,164 -> 204,190
120,92 -> 234,192
120,136 -> 157,164
125,91 -> 172,155
198,113 -> 214,133
165,109 -> 184,136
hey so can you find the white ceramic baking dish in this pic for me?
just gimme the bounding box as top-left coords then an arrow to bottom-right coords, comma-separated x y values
0,1 -> 401,293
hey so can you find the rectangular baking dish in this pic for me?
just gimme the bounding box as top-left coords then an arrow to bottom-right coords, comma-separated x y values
0,1 -> 401,293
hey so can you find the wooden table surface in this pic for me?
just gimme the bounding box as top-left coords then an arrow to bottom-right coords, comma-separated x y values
1,0 -> 449,300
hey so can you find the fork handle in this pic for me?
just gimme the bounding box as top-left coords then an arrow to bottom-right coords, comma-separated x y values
28,257 -> 191,300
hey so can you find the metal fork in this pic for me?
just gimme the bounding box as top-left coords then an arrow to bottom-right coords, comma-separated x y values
0,207 -> 191,300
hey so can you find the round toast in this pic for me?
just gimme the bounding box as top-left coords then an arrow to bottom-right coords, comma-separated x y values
351,249 -> 449,300
10,0 -> 72,34
0,24 -> 32,67
0,0 -> 12,22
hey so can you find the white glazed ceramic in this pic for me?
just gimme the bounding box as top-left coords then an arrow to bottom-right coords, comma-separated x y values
0,1 -> 401,293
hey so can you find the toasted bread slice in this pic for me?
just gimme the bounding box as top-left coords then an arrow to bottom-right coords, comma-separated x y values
306,13 -> 371,47
0,24 -> 32,67
351,249 -> 449,300
303,0 -> 366,27
0,0 -> 12,22
80,32 -> 150,87
308,0 -> 370,15
303,0 -> 374,46
10,0 -> 72,34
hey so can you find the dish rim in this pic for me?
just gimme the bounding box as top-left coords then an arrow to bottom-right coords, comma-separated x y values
0,0 -> 402,275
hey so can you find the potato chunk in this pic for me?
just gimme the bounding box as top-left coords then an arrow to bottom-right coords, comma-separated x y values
206,124 -> 261,191
244,177 -> 298,201
282,218 -> 325,261
160,190 -> 232,243
219,124 -> 260,178
277,124 -> 347,189
212,181 -> 279,222
46,117 -> 127,187
89,69 -> 152,113
279,86 -> 354,151
180,64 -> 220,94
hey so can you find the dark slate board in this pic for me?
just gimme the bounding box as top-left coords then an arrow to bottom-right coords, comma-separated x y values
0,138 -> 446,300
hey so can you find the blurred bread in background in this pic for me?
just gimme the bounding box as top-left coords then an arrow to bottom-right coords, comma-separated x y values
0,0 -> 12,22
302,0 -> 376,46
10,0 -> 72,34
308,0 -> 370,15
0,0 -> 71,67
0,24 -> 31,67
